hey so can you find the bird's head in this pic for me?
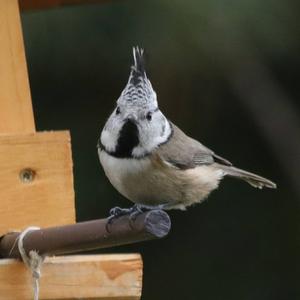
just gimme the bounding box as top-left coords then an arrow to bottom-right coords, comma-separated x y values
100,47 -> 172,158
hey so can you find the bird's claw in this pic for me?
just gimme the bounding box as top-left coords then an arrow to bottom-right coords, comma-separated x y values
109,206 -> 132,217
106,204 -> 167,232
128,204 -> 167,227
106,206 -> 132,232
128,204 -> 144,221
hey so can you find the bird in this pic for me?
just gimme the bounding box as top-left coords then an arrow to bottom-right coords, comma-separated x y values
97,47 -> 276,215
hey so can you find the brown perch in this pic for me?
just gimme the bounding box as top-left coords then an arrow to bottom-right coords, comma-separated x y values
0,210 -> 171,259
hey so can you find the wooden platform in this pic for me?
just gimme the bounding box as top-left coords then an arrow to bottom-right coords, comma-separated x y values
0,0 -> 143,299
0,254 -> 143,300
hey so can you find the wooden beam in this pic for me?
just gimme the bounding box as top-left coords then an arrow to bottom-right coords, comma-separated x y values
0,254 -> 143,300
0,0 -> 35,134
0,131 -> 75,236
19,0 -> 112,11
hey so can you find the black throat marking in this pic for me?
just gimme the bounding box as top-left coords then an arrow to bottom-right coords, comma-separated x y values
98,120 -> 174,160
111,119 -> 140,158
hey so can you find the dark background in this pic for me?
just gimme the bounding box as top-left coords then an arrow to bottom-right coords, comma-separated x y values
21,0 -> 299,299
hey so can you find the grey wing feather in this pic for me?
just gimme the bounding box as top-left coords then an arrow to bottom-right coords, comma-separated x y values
156,122 -> 231,169
156,122 -> 276,189
212,153 -> 232,166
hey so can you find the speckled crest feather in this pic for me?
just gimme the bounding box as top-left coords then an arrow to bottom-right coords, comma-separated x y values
118,47 -> 158,110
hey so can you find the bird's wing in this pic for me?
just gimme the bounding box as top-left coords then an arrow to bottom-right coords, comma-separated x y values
155,122 -> 232,170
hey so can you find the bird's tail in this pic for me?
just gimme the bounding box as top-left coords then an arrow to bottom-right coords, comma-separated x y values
217,164 -> 277,189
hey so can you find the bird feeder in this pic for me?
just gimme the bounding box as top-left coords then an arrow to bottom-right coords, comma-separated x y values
0,1 -> 170,299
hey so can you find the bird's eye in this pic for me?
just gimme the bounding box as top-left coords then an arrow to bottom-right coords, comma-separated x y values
146,112 -> 152,121
116,107 -> 121,115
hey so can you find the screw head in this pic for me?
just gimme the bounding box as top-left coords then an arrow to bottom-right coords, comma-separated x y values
19,168 -> 35,183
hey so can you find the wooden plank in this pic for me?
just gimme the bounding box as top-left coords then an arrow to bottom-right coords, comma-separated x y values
0,0 -> 35,133
0,131 -> 75,236
19,0 -> 111,10
0,254 -> 143,300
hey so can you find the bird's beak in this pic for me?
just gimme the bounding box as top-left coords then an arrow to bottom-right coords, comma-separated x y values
126,114 -> 137,123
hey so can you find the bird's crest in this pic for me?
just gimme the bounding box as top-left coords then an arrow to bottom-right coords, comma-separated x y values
118,46 -> 157,109
132,47 -> 145,77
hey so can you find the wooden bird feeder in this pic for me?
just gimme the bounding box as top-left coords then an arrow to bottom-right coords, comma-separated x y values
0,1 -> 171,299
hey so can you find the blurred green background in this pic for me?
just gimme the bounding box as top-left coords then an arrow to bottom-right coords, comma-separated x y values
21,0 -> 299,299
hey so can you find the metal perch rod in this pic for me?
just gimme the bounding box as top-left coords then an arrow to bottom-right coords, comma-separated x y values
0,210 -> 171,259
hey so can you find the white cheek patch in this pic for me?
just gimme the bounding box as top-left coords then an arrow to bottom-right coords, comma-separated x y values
163,121 -> 172,140
101,129 -> 117,152
132,119 -> 172,157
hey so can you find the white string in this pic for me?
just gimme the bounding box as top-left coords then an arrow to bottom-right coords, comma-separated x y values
17,227 -> 44,300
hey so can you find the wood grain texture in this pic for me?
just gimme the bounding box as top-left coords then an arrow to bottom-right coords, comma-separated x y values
0,254 -> 143,300
0,0 -> 35,133
19,0 -> 111,10
0,131 -> 75,236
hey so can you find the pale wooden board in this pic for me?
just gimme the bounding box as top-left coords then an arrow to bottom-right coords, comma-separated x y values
0,254 -> 143,300
19,0 -> 111,11
0,131 -> 75,236
0,0 -> 35,134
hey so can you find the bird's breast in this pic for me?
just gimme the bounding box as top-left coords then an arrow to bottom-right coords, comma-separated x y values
99,150 -> 152,199
99,150 -> 224,209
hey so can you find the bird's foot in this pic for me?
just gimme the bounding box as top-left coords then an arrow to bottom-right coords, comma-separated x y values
106,206 -> 134,232
129,204 -> 167,222
109,206 -> 133,217
106,204 -> 167,232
